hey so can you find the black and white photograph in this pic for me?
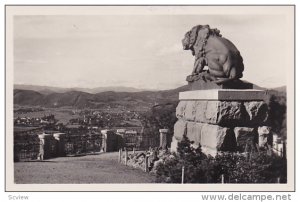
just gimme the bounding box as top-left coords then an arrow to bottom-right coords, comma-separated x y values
5,5 -> 295,192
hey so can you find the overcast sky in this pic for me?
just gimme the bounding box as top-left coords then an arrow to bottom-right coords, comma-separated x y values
14,14 -> 288,90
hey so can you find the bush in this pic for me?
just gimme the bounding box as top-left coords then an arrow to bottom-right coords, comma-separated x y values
155,136 -> 287,183
155,135 -> 213,183
214,152 -> 287,183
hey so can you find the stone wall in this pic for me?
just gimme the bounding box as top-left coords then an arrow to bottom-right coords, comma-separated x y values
171,89 -> 271,156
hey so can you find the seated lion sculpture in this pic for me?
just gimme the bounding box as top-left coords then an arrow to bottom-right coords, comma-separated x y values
182,25 -> 244,84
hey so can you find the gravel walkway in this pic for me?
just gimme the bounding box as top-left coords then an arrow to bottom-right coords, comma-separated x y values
14,152 -> 155,184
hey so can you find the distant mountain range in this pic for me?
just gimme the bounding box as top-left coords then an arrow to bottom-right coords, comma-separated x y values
14,84 -> 150,95
270,86 -> 286,93
14,85 -> 189,109
13,84 -> 286,109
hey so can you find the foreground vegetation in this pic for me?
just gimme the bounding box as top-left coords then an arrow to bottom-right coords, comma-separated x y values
155,135 -> 287,183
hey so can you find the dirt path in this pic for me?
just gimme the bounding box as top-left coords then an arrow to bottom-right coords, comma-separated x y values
14,152 -> 155,184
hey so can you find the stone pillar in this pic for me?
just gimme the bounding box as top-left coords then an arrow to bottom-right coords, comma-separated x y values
145,155 -> 149,172
159,129 -> 169,149
124,148 -> 128,166
101,129 -> 117,152
100,130 -> 107,152
118,149 -> 122,163
116,129 -> 126,149
53,133 -> 65,157
171,89 -> 269,156
38,134 -> 45,160
38,133 -> 52,159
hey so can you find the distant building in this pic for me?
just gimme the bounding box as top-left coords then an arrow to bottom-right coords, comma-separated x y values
65,124 -> 82,129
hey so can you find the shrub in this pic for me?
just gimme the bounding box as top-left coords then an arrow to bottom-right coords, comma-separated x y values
155,135 -> 212,183
214,151 -> 287,183
155,136 -> 287,183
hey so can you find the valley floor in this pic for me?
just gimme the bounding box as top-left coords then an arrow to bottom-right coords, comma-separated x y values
14,152 -> 155,184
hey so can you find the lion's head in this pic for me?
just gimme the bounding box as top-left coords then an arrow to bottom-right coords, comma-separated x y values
182,25 -> 222,53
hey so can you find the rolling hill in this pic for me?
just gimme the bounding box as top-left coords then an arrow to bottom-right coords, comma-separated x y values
13,84 -> 285,109
13,85 -> 189,108
14,84 -> 150,95
14,89 -> 44,106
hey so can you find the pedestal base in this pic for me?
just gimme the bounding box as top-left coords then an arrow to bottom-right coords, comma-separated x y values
172,89 -> 270,156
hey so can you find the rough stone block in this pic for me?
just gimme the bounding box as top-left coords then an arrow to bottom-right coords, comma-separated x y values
176,101 -> 187,119
201,146 -> 218,157
234,127 -> 255,151
258,126 -> 272,147
172,122 -> 236,156
203,101 -> 219,124
177,100 -> 247,125
173,120 -> 187,140
200,124 -> 236,151
184,101 -> 197,121
194,101 -> 207,122
244,101 -> 268,125
218,102 -> 244,124
176,99 -> 268,127
204,101 -> 245,125
170,136 -> 179,152
186,122 -> 202,144
219,101 -> 244,125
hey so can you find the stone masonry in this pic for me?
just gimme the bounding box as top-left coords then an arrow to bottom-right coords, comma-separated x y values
171,89 -> 270,156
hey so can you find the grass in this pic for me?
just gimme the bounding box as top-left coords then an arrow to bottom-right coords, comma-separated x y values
14,152 -> 155,184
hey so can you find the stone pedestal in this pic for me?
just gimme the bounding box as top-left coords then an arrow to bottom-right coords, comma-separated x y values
116,129 -> 126,149
101,130 -> 108,152
171,89 -> 269,156
159,129 -> 169,149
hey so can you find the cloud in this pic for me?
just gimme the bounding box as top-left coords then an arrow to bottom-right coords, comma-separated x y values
13,15 -> 289,89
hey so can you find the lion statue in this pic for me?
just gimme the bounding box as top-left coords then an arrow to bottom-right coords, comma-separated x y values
182,25 -> 244,84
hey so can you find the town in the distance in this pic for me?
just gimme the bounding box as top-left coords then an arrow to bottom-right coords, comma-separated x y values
14,84 -> 186,161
